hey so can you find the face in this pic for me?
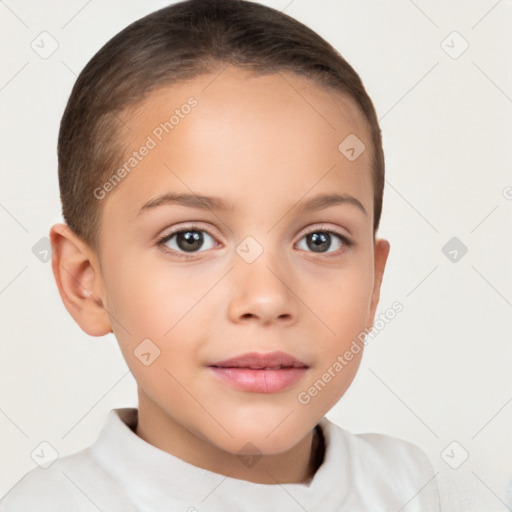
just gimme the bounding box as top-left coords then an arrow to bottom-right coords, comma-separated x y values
85,67 -> 388,458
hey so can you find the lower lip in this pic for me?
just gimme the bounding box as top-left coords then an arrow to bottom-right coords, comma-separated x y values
209,367 -> 308,393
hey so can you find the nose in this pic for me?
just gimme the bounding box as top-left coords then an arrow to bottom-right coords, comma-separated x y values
226,253 -> 299,327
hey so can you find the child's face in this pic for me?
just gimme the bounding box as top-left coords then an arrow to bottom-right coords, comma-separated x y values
75,67 -> 388,458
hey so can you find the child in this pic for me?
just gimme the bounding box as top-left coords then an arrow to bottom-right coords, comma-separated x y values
1,0 -> 440,509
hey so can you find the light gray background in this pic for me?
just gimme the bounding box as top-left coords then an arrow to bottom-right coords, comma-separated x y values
1,1 -> 511,509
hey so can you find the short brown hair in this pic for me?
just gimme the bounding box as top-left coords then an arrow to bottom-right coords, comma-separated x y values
58,0 -> 385,253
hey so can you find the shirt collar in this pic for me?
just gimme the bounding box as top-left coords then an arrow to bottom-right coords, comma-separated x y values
89,407 -> 349,509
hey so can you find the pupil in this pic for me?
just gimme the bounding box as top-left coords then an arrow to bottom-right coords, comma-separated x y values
177,231 -> 203,252
307,232 -> 330,252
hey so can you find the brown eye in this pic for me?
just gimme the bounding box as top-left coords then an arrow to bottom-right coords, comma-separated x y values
296,230 -> 347,254
176,231 -> 204,252
306,232 -> 331,252
161,229 -> 215,253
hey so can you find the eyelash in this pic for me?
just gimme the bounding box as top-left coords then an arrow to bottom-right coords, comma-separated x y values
156,223 -> 353,260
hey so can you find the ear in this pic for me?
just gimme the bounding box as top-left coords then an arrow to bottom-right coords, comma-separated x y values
49,223 -> 112,337
368,237 -> 390,327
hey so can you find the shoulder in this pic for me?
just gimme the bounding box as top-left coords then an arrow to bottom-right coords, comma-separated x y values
352,430 -> 434,475
320,418 -> 440,510
0,448 -> 133,512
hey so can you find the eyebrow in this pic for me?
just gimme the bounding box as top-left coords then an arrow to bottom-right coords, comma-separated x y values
297,193 -> 367,216
139,192 -> 233,213
138,192 -> 367,216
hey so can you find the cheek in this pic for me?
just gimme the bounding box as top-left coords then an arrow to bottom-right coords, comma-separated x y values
103,257 -> 203,392
297,265 -> 372,415
305,257 -> 375,335
104,251 -> 201,335
103,252 -> 222,383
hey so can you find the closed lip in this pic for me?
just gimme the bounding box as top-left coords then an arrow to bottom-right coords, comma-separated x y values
208,351 -> 309,370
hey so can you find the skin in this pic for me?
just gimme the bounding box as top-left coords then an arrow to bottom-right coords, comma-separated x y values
50,66 -> 390,484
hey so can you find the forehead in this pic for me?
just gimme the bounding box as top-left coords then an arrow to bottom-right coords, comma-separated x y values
103,67 -> 373,226
126,67 -> 370,148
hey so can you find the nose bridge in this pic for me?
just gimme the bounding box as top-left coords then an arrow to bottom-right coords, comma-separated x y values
227,236 -> 298,324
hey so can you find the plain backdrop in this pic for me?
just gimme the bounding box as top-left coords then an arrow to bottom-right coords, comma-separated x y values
1,1 -> 511,509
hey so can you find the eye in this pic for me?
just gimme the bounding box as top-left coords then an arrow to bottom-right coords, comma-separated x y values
158,227 -> 216,254
296,230 -> 350,254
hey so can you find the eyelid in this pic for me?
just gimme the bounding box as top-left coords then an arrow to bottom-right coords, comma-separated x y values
156,223 -> 350,241
156,223 -> 221,259
299,223 -> 351,241
157,222 -> 219,242
155,222 -> 353,259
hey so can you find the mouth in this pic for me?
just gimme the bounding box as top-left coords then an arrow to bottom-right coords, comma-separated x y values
208,351 -> 309,393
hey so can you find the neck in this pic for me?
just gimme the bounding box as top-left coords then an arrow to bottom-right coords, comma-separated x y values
134,391 -> 324,484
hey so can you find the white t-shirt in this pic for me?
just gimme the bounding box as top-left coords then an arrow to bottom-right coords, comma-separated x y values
0,408 -> 440,511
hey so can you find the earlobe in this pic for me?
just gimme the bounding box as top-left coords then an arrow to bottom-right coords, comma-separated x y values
368,238 -> 391,326
49,223 -> 112,337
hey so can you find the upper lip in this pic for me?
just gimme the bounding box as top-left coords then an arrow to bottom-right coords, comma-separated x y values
209,351 -> 309,370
